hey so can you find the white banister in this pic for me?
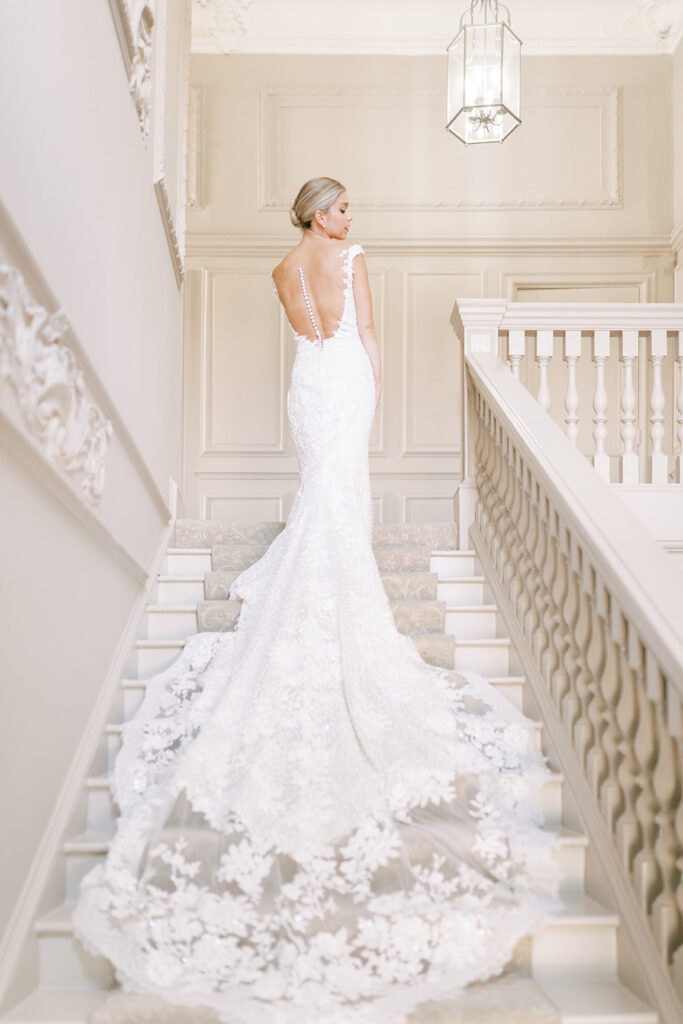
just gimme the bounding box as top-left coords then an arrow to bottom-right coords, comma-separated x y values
592,329 -> 610,480
564,329 -> 581,446
535,329 -> 553,413
619,329 -> 639,484
458,342 -> 683,1022
649,329 -> 668,484
453,299 -> 683,487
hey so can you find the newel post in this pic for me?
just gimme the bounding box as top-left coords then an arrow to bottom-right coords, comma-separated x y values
450,300 -> 507,550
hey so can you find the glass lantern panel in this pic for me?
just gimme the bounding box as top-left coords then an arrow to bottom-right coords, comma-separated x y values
449,105 -> 519,145
462,24 -> 503,109
446,30 -> 465,130
501,25 -> 521,120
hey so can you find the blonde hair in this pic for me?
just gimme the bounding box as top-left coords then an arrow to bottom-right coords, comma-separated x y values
290,177 -> 346,231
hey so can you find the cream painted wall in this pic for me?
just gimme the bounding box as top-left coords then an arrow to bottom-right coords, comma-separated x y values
185,53 -> 676,520
674,38 -> 683,299
0,0 -> 188,996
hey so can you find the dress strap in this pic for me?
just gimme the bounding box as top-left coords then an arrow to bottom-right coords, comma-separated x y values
297,267 -> 323,345
345,243 -> 365,260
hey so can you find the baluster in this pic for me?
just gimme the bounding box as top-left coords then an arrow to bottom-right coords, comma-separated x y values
564,329 -> 581,446
508,329 -> 525,382
673,793 -> 683,988
651,683 -> 681,963
619,329 -> 639,484
585,575 -> 610,801
614,626 -> 642,872
561,539 -> 584,734
598,591 -> 626,834
538,500 -> 559,682
675,331 -> 683,483
547,517 -> 571,703
592,329 -> 610,480
573,555 -> 596,771
632,632 -> 663,916
536,330 -> 553,413
649,329 -> 668,484
528,487 -> 550,661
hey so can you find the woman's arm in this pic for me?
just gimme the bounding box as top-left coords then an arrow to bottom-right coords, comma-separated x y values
351,253 -> 382,411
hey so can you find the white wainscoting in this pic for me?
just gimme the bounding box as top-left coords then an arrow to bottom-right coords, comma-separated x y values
183,237 -> 673,523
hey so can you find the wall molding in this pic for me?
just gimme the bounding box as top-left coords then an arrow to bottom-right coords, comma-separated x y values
187,85 -> 204,209
500,269 -> 657,301
257,85 -> 622,212
0,197 -> 170,524
186,234 -> 674,260
0,479 -> 178,1013
0,263 -> 113,505
154,176 -> 184,287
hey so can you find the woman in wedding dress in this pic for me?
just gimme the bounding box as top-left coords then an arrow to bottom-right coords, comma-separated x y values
73,177 -> 563,1024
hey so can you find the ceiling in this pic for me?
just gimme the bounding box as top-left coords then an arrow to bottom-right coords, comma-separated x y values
191,0 -> 683,56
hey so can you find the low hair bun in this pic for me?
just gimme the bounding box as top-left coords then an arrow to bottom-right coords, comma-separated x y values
289,176 -> 345,232
289,206 -> 304,230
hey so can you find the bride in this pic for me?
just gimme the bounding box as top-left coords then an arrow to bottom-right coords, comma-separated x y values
73,177 -> 563,1024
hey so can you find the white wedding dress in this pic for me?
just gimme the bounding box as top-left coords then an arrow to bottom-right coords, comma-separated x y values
74,243 -> 563,1024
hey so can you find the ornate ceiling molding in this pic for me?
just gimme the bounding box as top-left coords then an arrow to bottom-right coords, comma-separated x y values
190,0 -> 683,56
192,0 -> 253,53
0,265 -> 113,504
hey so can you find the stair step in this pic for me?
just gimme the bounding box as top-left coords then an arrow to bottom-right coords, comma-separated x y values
174,519 -> 459,551
411,632 -> 454,668
204,568 -> 442,602
175,519 -> 285,548
164,548 -> 212,576
196,599 -> 241,633
437,575 -> 487,604
129,639 -> 184,677
143,604 -> 198,640
63,823 -> 582,902
430,550 -> 478,578
83,767 -> 564,835
453,637 -> 512,675
536,978 -> 658,1023
33,905 -> 115,990
152,575 -> 205,604
532,893 -> 619,981
32,888 -> 619,997
211,543 -> 270,571
0,976 -> 658,1023
444,604 -> 500,639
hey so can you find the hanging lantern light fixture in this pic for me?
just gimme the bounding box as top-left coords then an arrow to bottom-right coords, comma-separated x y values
446,0 -> 522,145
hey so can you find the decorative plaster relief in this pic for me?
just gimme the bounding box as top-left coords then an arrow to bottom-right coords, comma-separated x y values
108,0 -> 156,142
192,0 -> 253,53
0,265 -> 112,504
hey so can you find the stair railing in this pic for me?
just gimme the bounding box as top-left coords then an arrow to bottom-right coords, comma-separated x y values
451,300 -> 683,1023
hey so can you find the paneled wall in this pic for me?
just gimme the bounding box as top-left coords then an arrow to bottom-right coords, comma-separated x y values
0,1 -> 189,1006
185,52 -> 676,522
674,38 -> 683,299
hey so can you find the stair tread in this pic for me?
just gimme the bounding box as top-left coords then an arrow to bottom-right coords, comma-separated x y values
37,886 -> 613,940
454,637 -> 511,646
0,979 -> 657,1023
134,638 -> 185,648
63,824 -> 586,856
537,978 -> 658,1022
156,574 -> 205,582
446,604 -> 498,611
145,604 -> 198,612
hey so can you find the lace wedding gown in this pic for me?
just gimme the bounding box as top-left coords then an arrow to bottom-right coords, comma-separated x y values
74,243 -> 563,1024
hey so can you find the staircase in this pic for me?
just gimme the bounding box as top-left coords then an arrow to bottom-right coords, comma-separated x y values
1,520 -> 659,1023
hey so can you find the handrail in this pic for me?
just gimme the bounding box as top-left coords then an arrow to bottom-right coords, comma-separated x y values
457,337 -> 683,1019
467,350 -> 683,695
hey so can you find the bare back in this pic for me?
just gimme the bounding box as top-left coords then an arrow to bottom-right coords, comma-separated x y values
272,238 -> 356,344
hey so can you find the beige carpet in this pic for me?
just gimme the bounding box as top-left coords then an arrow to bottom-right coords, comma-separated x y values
88,972 -> 560,1024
